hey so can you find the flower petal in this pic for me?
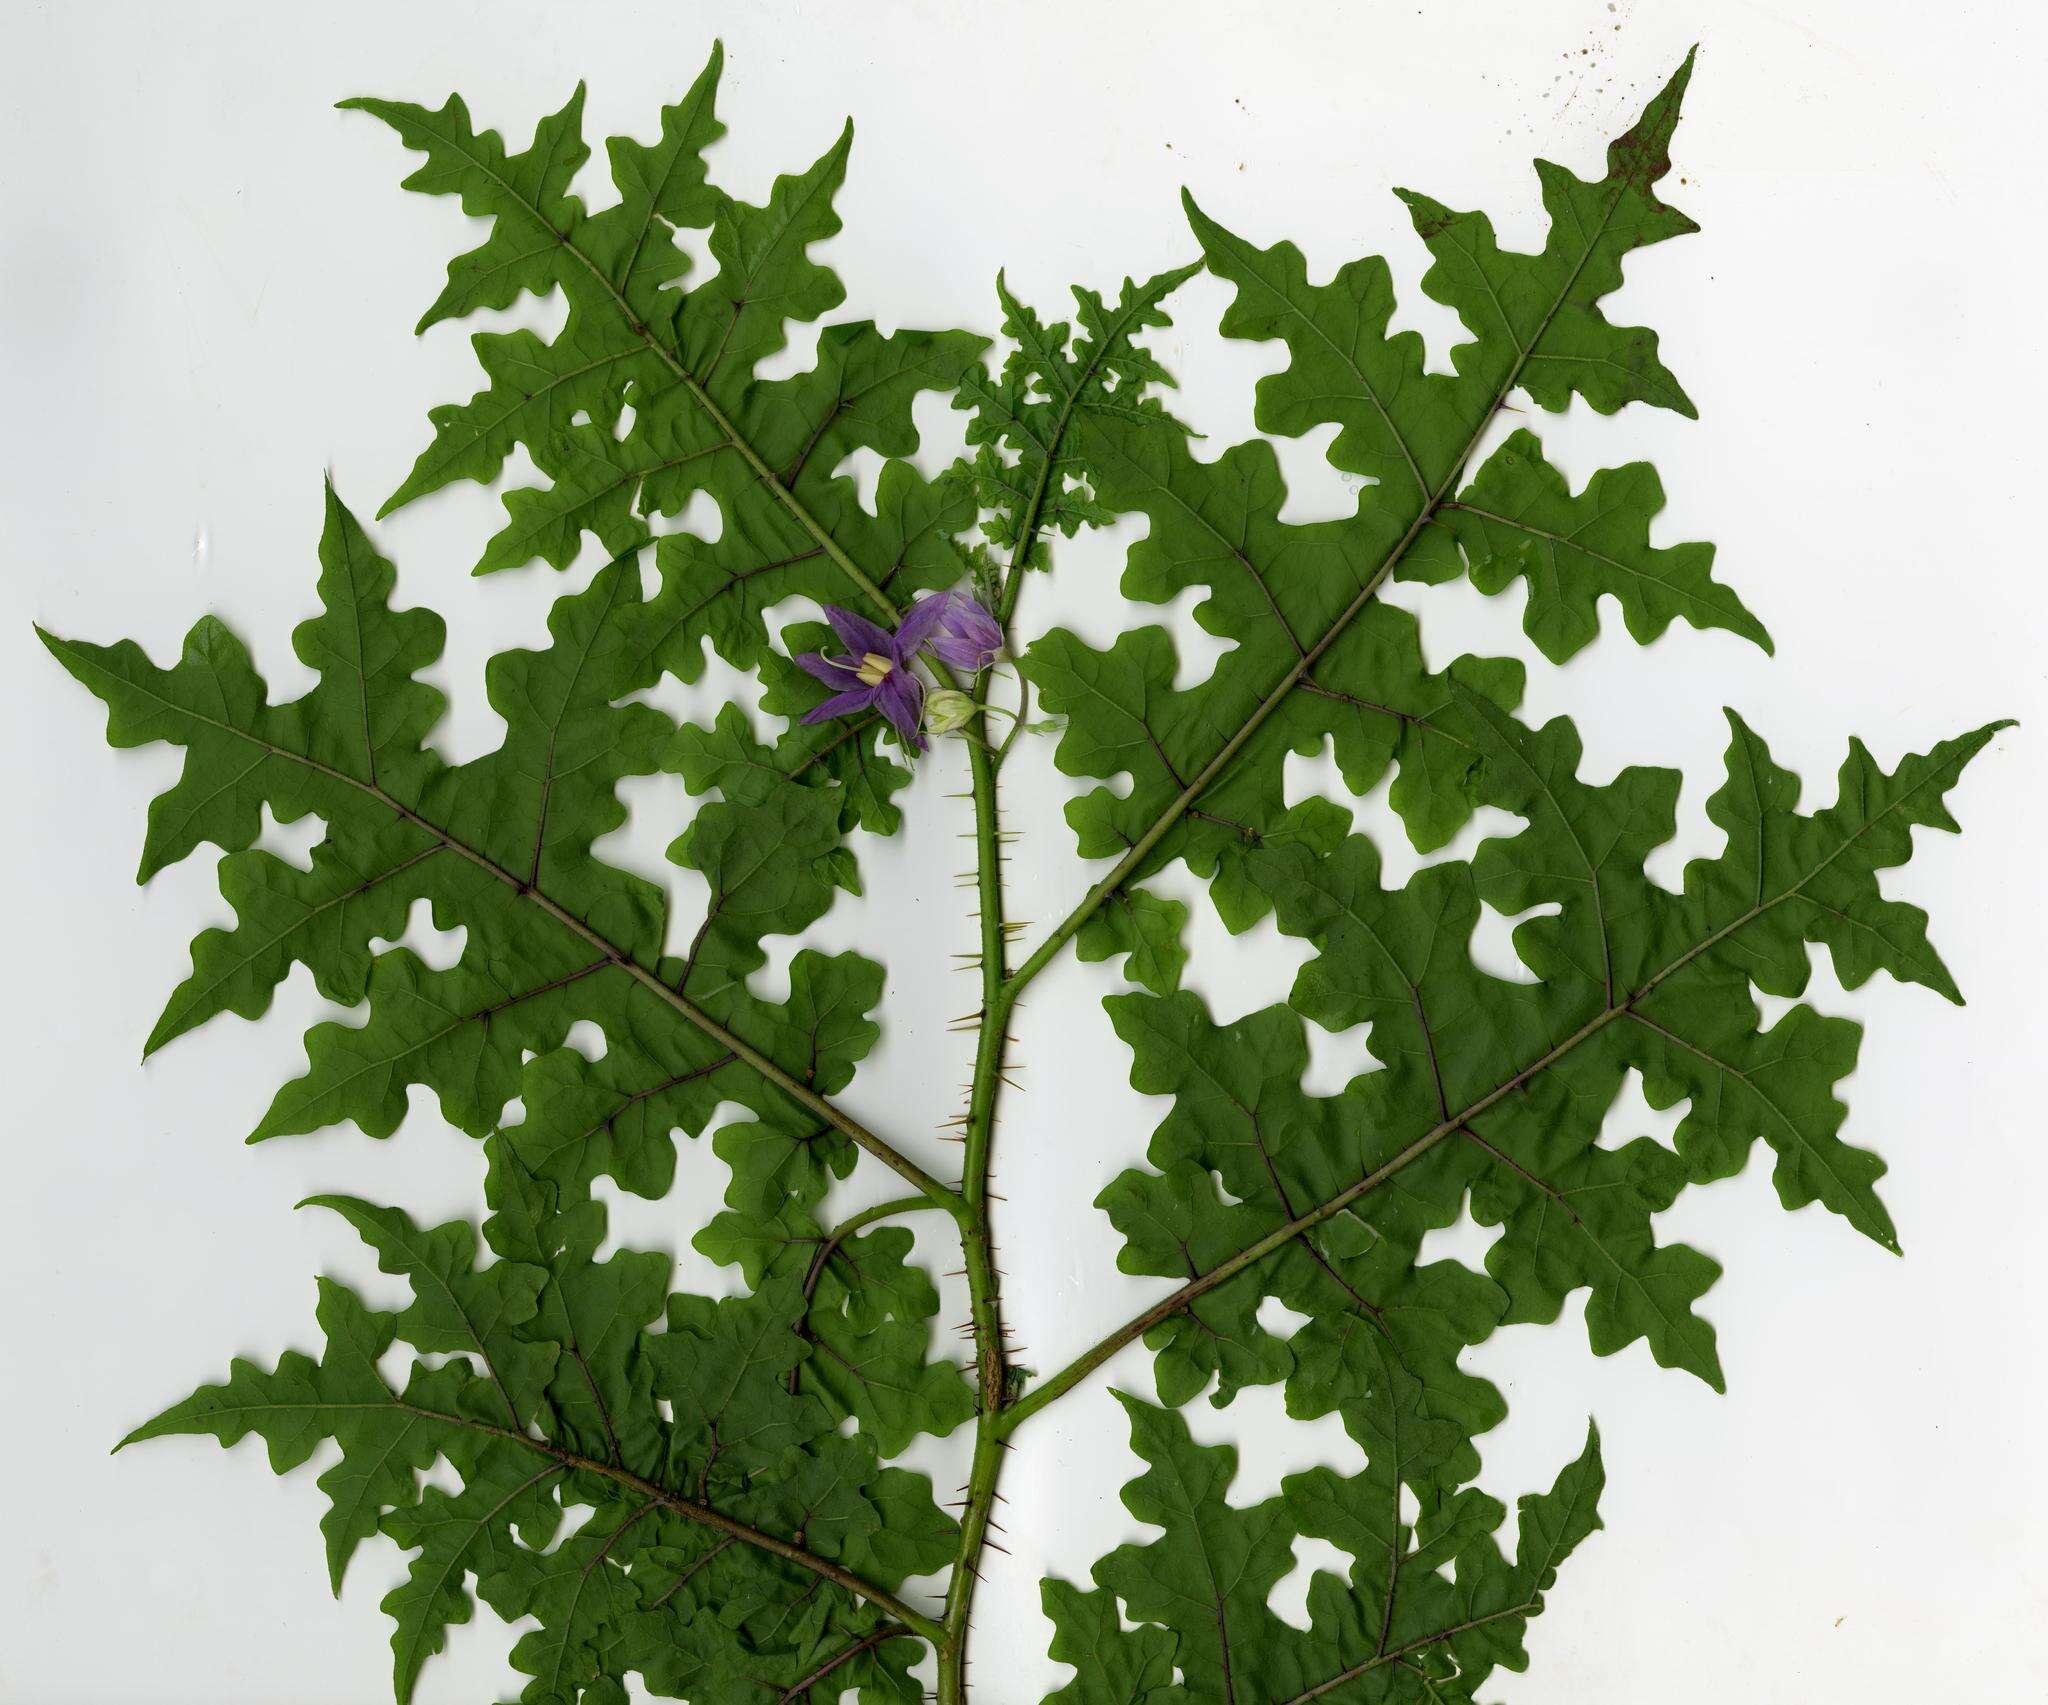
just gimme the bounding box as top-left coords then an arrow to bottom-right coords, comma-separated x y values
800,684 -> 881,725
823,604 -> 895,660
874,667 -> 927,750
922,588 -> 1005,672
892,591 -> 953,659
796,650 -> 865,691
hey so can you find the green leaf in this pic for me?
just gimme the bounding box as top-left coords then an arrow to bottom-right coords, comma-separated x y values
58,66 -> 985,1696
381,1429 -> 568,1702
118,1279 -> 458,1595
1022,429 -> 1527,903
1091,1395 -> 1299,1699
1393,52 -> 1699,419
49,477 -> 904,1204
480,1498 -> 682,1705
957,263 -> 1199,572
125,1187 -> 954,1705
1433,428 -> 1770,662
340,87 -> 596,334
353,44 -> 987,616
1041,1581 -> 1189,1705
1075,886 -> 1189,994
1052,1397 -> 1604,1704
1027,56 -> 1708,921
303,1194 -> 557,1427
1039,104 -> 2000,1702
1092,707 -> 2000,1458
799,1222 -> 977,1455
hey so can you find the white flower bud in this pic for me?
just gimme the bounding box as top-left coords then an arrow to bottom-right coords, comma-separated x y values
924,689 -> 976,734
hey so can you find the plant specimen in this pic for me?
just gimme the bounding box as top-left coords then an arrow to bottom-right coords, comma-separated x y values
43,44 -> 2007,1705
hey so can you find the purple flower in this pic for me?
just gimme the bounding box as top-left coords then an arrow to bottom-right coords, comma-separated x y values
795,591 -> 1003,752
921,589 -> 1004,672
796,604 -> 934,750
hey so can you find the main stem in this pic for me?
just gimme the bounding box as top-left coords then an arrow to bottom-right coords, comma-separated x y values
935,693 -> 1018,1703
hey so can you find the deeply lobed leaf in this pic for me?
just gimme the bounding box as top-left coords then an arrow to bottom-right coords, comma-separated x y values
128,1172 -> 956,1703
1042,1394 -> 1603,1703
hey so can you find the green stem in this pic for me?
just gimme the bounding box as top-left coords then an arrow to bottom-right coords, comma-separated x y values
992,667 -> 1034,761
936,715 -> 1017,1704
823,1194 -> 947,1243
928,280 -> 1208,1694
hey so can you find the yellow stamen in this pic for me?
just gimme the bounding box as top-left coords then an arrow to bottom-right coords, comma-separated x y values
856,651 -> 894,686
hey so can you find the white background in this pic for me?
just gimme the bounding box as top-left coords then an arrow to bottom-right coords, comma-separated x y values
3,1 -> 2043,1700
